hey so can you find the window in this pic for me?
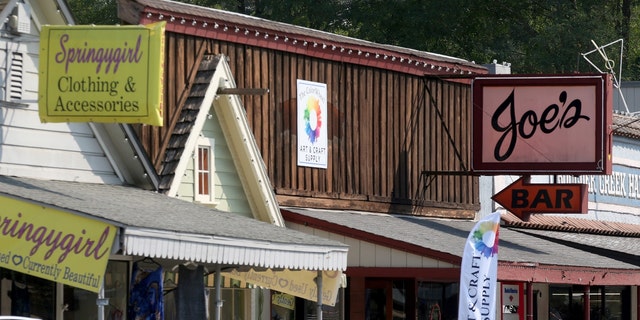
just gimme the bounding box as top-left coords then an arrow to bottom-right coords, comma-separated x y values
195,137 -> 215,203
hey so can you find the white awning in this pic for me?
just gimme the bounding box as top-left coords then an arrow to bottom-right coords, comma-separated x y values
0,176 -> 349,273
123,227 -> 348,271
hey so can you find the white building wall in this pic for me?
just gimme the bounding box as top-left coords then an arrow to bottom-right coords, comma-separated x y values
176,111 -> 253,218
0,4 -> 120,184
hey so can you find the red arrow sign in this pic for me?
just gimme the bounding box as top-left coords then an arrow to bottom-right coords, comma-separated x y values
492,177 -> 588,221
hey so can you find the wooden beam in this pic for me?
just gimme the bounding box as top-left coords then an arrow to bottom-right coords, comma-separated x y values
216,88 -> 269,95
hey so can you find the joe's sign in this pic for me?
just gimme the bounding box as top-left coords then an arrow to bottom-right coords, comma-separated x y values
472,75 -> 612,175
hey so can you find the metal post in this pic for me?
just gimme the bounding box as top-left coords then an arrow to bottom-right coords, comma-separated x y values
316,270 -> 323,320
215,265 -> 222,320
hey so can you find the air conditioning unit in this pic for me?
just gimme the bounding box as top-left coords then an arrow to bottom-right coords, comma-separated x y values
8,2 -> 31,34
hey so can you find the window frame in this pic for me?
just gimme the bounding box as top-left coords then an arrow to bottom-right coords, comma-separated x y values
194,137 -> 215,204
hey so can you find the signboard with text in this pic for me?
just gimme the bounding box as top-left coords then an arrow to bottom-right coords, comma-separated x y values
39,22 -> 165,126
297,79 -> 328,168
472,74 -> 612,175
0,195 -> 117,292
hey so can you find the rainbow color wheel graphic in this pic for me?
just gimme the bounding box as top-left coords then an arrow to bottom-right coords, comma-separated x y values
472,219 -> 500,257
303,96 -> 322,143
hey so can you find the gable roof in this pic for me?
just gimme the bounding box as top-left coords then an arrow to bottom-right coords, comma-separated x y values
159,54 -> 283,226
117,0 -> 487,77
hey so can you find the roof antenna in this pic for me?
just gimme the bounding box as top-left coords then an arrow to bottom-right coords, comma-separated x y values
581,39 -> 633,116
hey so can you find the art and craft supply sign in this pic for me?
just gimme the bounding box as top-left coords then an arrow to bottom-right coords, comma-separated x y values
297,79 -> 328,168
38,22 -> 165,126
458,212 -> 501,320
0,195 -> 117,292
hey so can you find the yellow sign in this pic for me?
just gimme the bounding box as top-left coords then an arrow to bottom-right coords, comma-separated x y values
272,293 -> 296,310
38,22 -> 165,126
0,195 -> 117,292
223,269 -> 342,306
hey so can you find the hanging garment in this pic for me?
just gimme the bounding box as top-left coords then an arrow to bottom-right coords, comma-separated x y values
128,261 -> 164,320
176,264 -> 206,320
10,280 -> 31,316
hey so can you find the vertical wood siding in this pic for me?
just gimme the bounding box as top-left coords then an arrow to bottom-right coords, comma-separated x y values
138,32 -> 479,217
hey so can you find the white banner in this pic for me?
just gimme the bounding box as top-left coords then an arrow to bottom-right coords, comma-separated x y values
458,212 -> 501,320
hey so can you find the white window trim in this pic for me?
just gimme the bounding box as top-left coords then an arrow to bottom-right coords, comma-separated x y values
194,136 -> 216,204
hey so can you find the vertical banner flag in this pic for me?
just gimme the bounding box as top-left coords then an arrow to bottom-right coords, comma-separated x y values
458,212 -> 501,320
297,79 -> 328,169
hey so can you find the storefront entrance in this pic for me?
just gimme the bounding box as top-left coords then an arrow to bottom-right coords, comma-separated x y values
549,285 -> 631,320
365,279 -> 412,320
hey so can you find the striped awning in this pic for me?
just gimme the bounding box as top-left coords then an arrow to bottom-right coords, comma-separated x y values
123,227 -> 348,271
0,176 -> 349,273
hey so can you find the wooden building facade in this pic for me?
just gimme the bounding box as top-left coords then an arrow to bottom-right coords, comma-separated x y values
119,0 -> 488,220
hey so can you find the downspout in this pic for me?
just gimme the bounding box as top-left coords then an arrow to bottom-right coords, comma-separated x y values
526,282 -> 534,320
584,286 -> 590,320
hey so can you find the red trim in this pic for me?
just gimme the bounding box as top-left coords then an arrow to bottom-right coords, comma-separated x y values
139,11 -> 486,77
499,263 -> 640,285
346,267 -> 460,281
281,209 -> 461,265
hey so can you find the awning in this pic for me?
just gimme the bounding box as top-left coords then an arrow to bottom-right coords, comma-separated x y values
282,207 -> 640,285
0,175 -> 348,272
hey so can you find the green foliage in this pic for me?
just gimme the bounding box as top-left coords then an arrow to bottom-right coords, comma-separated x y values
65,0 -> 640,79
67,0 -> 119,25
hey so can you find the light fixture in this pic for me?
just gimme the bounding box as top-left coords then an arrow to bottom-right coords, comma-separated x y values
180,18 -> 185,24
146,13 -> 152,18
214,22 -> 219,29
158,14 -> 164,19
202,22 -> 207,27
235,27 -> 240,32
170,16 -> 175,22
255,31 -> 260,36
274,35 -> 279,40
192,20 -> 197,26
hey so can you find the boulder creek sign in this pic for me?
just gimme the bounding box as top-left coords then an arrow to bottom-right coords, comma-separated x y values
471,74 -> 613,175
38,22 -> 166,126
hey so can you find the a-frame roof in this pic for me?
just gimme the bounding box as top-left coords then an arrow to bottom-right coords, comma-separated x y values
158,54 -> 283,226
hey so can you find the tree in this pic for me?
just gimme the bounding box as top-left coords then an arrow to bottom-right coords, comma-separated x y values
66,0 -> 640,79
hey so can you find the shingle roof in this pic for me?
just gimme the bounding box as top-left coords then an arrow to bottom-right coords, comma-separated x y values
501,212 -> 640,237
612,112 -> 640,139
0,175 -> 346,248
158,55 -> 221,191
120,0 -> 487,76
283,207 -> 639,269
